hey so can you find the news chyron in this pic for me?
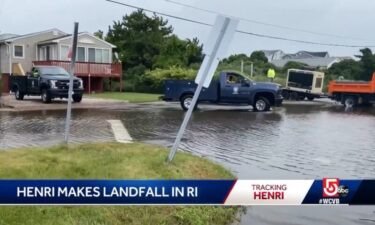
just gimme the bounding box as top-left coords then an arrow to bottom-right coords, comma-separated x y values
0,179 -> 373,205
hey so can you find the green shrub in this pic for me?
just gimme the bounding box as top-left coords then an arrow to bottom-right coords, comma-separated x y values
145,66 -> 198,91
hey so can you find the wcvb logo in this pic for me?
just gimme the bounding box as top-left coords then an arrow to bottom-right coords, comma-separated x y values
322,178 -> 339,197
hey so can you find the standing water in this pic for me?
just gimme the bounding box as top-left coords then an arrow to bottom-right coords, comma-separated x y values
0,104 -> 374,224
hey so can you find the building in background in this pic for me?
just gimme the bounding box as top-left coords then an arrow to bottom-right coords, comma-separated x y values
0,29 -> 122,93
261,50 -> 285,61
261,50 -> 349,70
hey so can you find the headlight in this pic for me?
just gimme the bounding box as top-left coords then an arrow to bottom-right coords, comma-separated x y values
79,79 -> 84,88
50,80 -> 57,89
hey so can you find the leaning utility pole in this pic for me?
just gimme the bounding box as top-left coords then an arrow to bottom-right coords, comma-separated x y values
167,16 -> 238,162
64,22 -> 79,143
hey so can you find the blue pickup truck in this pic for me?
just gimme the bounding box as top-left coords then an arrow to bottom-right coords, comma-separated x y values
163,71 -> 283,112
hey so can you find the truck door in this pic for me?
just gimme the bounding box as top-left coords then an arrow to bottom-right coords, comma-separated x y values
220,73 -> 251,103
28,68 -> 40,94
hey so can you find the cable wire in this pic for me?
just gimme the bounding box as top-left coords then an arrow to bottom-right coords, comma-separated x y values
105,0 -> 375,48
165,0 -> 373,42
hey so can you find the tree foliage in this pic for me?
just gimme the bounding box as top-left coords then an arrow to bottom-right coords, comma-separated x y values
327,48 -> 375,81
282,61 -> 308,73
327,59 -> 363,80
93,30 -> 104,39
145,66 -> 197,91
250,51 -> 268,63
104,10 -> 203,92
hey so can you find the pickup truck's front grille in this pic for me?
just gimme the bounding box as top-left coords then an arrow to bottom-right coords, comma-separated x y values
56,80 -> 80,89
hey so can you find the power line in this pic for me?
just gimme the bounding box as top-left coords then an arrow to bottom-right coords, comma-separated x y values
105,0 -> 375,48
106,0 -> 210,26
236,30 -> 374,47
165,0 -> 373,42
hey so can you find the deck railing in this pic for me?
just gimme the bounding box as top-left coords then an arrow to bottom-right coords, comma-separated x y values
33,60 -> 122,77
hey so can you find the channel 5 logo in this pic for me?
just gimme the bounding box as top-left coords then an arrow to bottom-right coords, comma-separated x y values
322,178 -> 349,198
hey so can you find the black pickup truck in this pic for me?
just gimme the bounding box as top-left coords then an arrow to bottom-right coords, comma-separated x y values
163,71 -> 283,112
10,66 -> 84,103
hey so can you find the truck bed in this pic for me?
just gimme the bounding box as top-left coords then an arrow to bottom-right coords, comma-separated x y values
328,74 -> 375,94
9,75 -> 28,92
164,80 -> 219,102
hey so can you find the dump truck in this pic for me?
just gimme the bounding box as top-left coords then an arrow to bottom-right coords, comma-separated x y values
328,73 -> 375,107
282,69 -> 325,101
163,71 -> 283,112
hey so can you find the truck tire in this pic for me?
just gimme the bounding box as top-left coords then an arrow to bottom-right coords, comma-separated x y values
282,90 -> 290,100
73,95 -> 82,103
307,96 -> 315,101
344,96 -> 357,108
290,92 -> 299,101
253,96 -> 270,112
41,89 -> 52,104
15,87 -> 24,100
180,94 -> 198,111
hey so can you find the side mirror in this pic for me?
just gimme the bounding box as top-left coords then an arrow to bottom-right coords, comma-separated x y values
242,80 -> 251,87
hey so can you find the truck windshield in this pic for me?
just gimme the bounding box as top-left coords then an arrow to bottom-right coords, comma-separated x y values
38,67 -> 69,76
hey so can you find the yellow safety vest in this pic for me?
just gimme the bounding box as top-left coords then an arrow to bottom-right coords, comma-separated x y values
267,69 -> 276,78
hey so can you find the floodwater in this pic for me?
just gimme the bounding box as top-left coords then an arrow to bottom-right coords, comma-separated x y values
0,103 -> 375,224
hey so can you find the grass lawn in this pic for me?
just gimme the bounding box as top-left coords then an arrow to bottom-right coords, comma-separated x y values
0,142 -> 239,225
89,92 -> 161,103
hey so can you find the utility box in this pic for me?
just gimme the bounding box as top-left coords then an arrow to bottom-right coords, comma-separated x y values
282,69 -> 325,101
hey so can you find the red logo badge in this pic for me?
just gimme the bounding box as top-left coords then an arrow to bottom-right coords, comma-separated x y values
322,178 -> 339,197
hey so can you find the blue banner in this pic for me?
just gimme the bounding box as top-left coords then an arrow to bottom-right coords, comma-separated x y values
0,180 -> 235,205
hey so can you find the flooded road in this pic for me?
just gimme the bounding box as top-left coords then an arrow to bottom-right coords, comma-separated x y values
0,103 -> 375,224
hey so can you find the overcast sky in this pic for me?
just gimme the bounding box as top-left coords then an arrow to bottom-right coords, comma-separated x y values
1,0 -> 375,57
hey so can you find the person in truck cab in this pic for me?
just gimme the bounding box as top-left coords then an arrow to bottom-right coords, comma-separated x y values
31,68 -> 39,77
227,74 -> 237,84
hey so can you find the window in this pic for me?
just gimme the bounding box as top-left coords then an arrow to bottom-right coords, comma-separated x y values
77,47 -> 86,62
14,45 -> 24,58
95,49 -> 102,63
102,49 -> 110,63
226,73 -> 244,85
60,45 -> 69,60
83,47 -> 111,63
88,48 -> 96,62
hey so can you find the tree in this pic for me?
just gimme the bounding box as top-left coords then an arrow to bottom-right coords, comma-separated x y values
282,61 -> 308,73
357,48 -> 375,80
93,30 -> 104,39
106,10 -> 173,71
328,59 -> 363,80
222,54 -> 250,64
153,36 -> 203,69
104,10 -> 203,92
250,51 -> 268,63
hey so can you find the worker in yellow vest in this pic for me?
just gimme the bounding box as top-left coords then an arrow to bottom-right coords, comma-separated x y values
267,68 -> 276,82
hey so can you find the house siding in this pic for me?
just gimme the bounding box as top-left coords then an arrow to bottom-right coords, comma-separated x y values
10,30 -> 65,72
0,44 -> 10,73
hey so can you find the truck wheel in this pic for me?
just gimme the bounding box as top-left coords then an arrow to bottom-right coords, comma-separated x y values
41,89 -> 52,104
180,94 -> 198,111
307,96 -> 315,101
15,88 -> 24,100
344,96 -> 356,108
73,95 -> 82,103
253,97 -> 270,112
290,92 -> 298,101
282,90 -> 290,100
